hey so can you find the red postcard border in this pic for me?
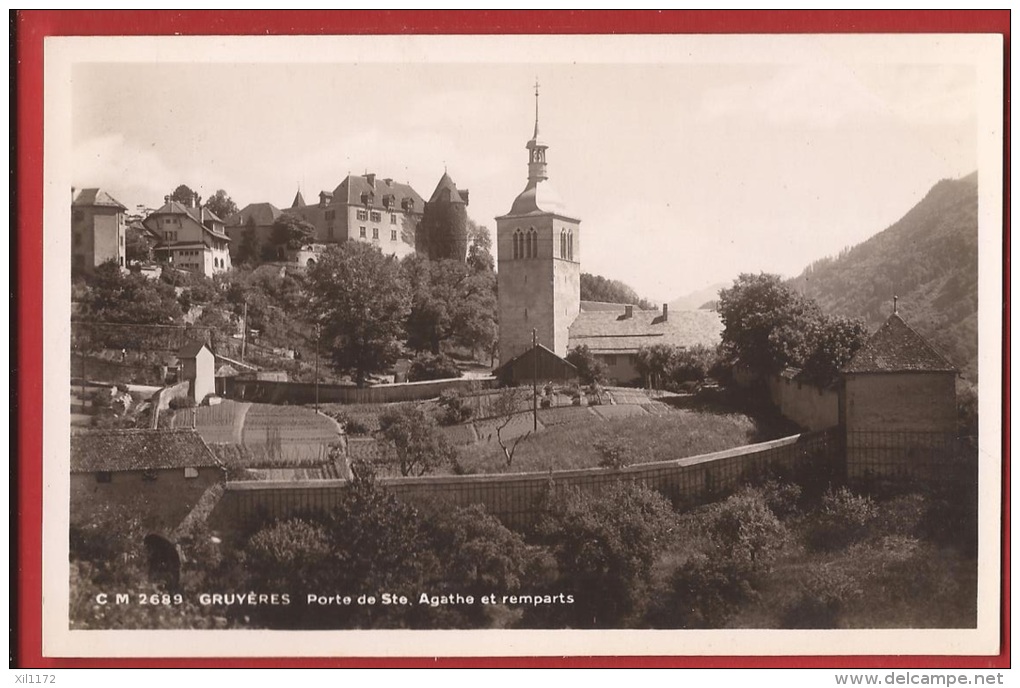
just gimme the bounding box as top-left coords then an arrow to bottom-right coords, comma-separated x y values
13,9 -> 1010,669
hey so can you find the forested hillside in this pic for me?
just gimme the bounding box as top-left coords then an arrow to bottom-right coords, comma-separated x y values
789,173 -> 979,383
580,273 -> 654,310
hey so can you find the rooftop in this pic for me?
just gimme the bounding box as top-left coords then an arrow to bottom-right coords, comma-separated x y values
70,429 -> 221,473
841,313 -> 957,374
73,188 -> 126,210
568,306 -> 723,354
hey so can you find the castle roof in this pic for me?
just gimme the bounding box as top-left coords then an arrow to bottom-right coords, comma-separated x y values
428,172 -> 468,205
73,188 -> 126,210
568,307 -> 723,354
291,189 -> 306,208
226,202 -> 284,227
70,429 -> 221,473
841,313 -> 956,374
331,174 -> 425,213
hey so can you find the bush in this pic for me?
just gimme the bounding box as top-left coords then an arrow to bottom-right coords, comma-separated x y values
707,489 -> 789,572
807,488 -> 878,551
330,410 -> 371,435
408,352 -> 462,382
649,553 -> 757,629
565,345 -> 607,386
437,389 -> 473,426
594,438 -> 632,469
781,563 -> 862,629
378,405 -> 457,476
168,396 -> 196,410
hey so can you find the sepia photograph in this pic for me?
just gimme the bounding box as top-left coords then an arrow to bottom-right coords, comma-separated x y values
31,24 -> 1004,661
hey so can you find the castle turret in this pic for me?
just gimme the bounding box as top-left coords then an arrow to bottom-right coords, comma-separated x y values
419,171 -> 470,261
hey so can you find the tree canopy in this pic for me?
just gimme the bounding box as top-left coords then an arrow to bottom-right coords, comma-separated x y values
306,242 -> 410,386
717,273 -> 867,385
170,184 -> 197,205
78,260 -> 184,326
402,255 -> 496,356
272,212 -> 317,252
204,189 -> 239,221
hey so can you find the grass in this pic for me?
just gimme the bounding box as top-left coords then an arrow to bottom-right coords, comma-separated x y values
449,408 -> 760,475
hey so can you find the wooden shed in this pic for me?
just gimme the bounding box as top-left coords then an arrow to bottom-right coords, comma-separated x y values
493,343 -> 577,386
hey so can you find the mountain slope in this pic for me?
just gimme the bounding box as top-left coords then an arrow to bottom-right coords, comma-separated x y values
669,282 -> 728,311
788,172 -> 979,383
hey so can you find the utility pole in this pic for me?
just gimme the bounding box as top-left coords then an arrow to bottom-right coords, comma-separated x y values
532,328 -> 538,431
240,299 -> 248,363
314,323 -> 321,413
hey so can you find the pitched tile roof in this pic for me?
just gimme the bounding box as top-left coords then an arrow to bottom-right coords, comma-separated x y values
145,201 -> 229,240
226,202 -> 284,227
330,174 -> 425,213
841,313 -> 957,374
73,188 -> 127,210
178,340 -> 211,358
428,172 -> 468,204
70,429 -> 221,472
568,308 -> 723,354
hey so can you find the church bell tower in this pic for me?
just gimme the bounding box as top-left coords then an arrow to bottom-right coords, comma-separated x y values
496,82 -> 581,363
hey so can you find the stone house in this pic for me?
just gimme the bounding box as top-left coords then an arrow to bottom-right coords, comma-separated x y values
143,195 -> 232,276
70,428 -> 225,535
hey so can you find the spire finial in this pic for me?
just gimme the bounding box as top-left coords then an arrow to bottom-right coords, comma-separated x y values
893,295 -> 898,315
533,78 -> 540,139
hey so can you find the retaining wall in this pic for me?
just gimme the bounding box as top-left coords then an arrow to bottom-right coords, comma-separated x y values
208,429 -> 838,533
221,376 -> 497,405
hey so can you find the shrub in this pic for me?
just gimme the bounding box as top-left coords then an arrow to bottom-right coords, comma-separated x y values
330,410 -> 371,435
437,389 -> 473,426
408,352 -> 462,382
378,405 -> 457,476
807,487 -> 878,551
565,345 -> 607,386
649,553 -> 757,629
168,396 -> 196,410
707,489 -> 789,572
781,563 -> 862,628
594,438 -> 632,469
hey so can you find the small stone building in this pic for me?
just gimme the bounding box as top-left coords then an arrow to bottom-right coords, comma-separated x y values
69,428 -> 225,535
840,312 -> 958,481
178,340 -> 215,403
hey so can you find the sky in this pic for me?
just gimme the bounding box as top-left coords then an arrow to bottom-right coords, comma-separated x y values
69,36 -> 983,303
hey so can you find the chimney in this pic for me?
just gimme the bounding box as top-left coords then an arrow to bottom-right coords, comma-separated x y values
71,186 -> 76,202
366,173 -> 376,188
624,305 -> 633,319
384,178 -> 393,186
662,303 -> 669,321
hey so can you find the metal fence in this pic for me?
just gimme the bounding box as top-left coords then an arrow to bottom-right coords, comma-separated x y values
846,431 -> 976,484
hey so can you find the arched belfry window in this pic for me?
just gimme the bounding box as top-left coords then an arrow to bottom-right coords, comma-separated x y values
513,229 -> 522,260
568,231 -> 574,261
526,228 -> 537,258
560,229 -> 567,259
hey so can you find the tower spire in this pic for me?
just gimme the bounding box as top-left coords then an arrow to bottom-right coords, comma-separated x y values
533,78 -> 540,139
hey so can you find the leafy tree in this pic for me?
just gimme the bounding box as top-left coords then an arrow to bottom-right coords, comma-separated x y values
408,351 -> 462,381
271,212 -> 317,254
204,189 -> 238,221
402,255 -> 496,355
78,260 -> 184,326
580,273 -> 654,310
798,315 -> 868,387
235,216 -> 263,266
125,225 -> 154,264
565,345 -> 607,385
533,483 -> 677,628
466,221 -> 495,273
491,386 -> 531,468
377,405 -> 457,476
306,242 -> 409,386
170,184 -> 197,205
634,344 -> 679,389
717,273 -> 821,376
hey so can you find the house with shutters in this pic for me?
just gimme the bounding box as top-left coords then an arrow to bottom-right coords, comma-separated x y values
143,194 -> 232,276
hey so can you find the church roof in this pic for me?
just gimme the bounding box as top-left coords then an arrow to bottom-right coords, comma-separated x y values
428,172 -> 468,204
568,308 -> 723,354
226,202 -> 284,227
501,179 -> 577,220
841,313 -> 956,374
73,188 -> 126,210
